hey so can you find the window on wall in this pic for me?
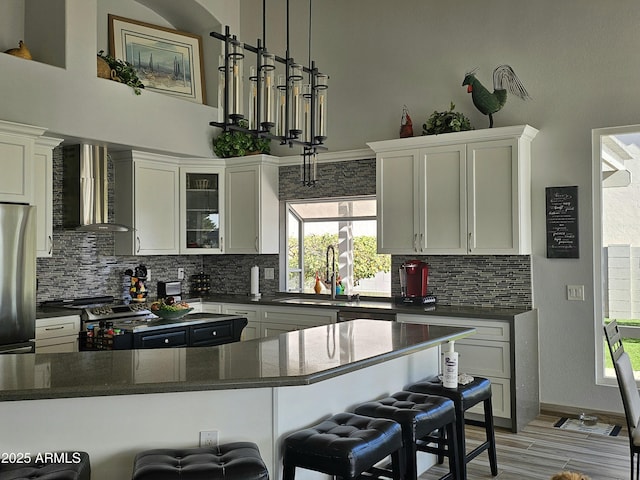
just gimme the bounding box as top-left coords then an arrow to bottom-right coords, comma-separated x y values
285,196 -> 391,296
595,126 -> 640,384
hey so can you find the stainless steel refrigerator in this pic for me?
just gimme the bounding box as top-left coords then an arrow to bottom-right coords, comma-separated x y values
0,203 -> 36,353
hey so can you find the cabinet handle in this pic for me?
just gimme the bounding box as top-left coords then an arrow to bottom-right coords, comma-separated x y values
255,236 -> 259,252
413,233 -> 418,252
136,236 -> 141,254
419,233 -> 424,252
220,236 -> 224,252
47,235 -> 53,255
468,232 -> 473,252
44,326 -> 65,331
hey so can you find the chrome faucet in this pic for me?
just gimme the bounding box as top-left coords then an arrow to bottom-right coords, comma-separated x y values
325,245 -> 337,299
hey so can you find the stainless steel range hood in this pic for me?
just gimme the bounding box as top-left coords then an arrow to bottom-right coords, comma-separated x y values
62,144 -> 130,232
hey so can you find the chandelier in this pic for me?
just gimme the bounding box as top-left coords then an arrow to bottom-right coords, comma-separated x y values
210,0 -> 328,186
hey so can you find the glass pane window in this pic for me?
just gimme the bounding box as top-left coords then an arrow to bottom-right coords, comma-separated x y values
285,197 -> 390,296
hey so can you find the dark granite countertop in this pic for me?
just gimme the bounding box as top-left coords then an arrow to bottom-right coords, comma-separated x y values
199,293 -> 532,321
0,320 -> 473,401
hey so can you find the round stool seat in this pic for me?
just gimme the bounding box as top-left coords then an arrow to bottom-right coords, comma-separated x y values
282,412 -> 403,480
132,442 -> 269,480
355,391 -> 460,480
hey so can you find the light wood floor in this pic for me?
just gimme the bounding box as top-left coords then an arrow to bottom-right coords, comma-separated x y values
419,414 -> 631,480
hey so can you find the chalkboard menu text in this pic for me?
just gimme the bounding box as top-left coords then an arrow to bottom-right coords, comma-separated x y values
546,186 -> 579,258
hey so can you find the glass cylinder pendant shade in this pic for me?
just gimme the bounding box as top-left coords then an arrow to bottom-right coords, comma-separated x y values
315,73 -> 328,142
302,84 -> 312,143
217,54 -> 226,124
289,64 -> 303,136
261,53 -> 276,129
277,74 -> 287,137
228,39 -> 244,120
248,66 -> 258,130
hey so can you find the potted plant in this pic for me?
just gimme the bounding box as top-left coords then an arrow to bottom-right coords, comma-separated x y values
212,120 -> 271,158
97,50 -> 145,95
422,102 -> 473,135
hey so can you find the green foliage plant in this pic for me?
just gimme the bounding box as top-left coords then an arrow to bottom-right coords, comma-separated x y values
212,119 -> 271,158
422,102 -> 473,135
97,50 -> 144,95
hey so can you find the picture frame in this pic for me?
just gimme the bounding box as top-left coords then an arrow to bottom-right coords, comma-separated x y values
108,14 -> 206,104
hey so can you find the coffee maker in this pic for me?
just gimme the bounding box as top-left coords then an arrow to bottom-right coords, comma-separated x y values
398,260 -> 434,304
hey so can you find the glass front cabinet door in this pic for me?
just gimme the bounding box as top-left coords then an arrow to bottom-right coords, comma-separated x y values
180,166 -> 224,254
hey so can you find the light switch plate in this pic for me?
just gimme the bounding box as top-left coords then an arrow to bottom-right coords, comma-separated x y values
567,285 -> 585,301
264,268 -> 275,280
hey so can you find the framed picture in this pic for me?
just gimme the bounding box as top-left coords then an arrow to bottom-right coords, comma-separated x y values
108,14 -> 206,104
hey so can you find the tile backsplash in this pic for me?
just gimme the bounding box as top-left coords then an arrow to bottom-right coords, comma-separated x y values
36,149 -> 531,308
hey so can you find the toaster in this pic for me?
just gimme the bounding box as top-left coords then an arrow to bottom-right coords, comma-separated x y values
157,281 -> 182,301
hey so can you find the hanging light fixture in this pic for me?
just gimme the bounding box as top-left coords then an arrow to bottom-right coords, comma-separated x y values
210,0 -> 328,186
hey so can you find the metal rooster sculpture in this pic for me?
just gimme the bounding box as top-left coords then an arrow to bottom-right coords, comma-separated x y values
462,65 -> 530,128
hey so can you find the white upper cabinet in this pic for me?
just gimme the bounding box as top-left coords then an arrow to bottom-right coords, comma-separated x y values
369,125 -> 538,255
179,161 -> 225,255
225,155 -> 279,254
112,151 -> 180,255
34,135 -> 64,257
0,120 -> 46,204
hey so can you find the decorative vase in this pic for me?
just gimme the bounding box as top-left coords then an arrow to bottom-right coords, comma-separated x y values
97,55 -> 112,79
4,40 -> 32,60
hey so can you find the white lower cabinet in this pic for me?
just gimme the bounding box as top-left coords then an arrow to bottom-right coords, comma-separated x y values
397,312 -> 538,432
36,315 -> 81,353
261,307 -> 337,337
216,304 -> 337,341
221,304 -> 262,341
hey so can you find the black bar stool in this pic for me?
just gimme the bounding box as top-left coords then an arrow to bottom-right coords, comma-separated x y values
131,442 -> 269,480
354,391 -> 461,480
405,376 -> 498,479
282,412 -> 403,480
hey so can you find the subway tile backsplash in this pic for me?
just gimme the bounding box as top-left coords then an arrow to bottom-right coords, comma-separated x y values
36,150 -> 531,308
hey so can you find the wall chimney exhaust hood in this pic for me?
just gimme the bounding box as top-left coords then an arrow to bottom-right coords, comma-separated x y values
62,144 -> 130,232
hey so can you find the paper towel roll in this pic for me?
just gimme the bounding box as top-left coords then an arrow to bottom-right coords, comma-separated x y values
250,265 -> 260,296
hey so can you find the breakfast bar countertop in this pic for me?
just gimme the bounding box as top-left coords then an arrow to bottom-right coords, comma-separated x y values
0,320 -> 474,402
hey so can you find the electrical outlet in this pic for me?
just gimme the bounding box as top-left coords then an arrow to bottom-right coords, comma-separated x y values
178,268 -> 185,280
146,269 -> 151,282
199,430 -> 218,448
264,268 -> 275,280
567,285 -> 585,301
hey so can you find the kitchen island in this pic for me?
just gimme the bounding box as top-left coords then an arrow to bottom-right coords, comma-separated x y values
0,320 -> 474,480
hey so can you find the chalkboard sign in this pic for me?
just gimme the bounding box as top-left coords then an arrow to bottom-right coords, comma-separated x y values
546,186 -> 579,258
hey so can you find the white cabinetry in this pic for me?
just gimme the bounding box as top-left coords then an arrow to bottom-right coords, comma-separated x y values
261,307 -> 337,338
221,304 -> 262,341
180,162 -> 225,254
112,151 -> 180,255
397,310 -> 538,432
225,155 -> 279,254
36,315 -> 81,353
34,136 -> 63,257
0,120 -> 46,204
369,125 -> 538,255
